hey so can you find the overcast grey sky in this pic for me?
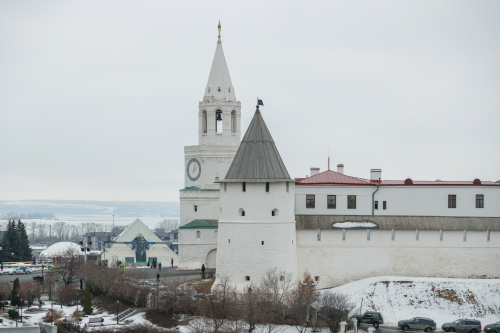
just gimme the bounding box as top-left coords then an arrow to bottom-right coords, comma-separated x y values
1,1 -> 499,202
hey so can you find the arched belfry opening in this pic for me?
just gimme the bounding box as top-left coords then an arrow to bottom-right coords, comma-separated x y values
202,110 -> 207,133
231,110 -> 236,133
216,110 -> 223,133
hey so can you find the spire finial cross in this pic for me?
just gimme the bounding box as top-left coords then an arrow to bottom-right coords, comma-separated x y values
218,20 -> 221,41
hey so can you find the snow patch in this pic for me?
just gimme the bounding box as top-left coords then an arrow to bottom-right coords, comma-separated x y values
332,221 -> 377,228
324,276 -> 500,327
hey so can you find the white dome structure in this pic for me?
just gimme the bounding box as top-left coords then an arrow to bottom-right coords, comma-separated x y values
39,242 -> 80,259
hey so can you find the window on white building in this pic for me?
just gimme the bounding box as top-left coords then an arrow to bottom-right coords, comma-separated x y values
231,110 -> 236,133
448,195 -> 456,208
327,195 -> 336,209
245,276 -> 250,281
476,195 -> 484,208
383,201 -> 387,210
266,182 -> 270,192
348,195 -> 356,209
194,205 -> 197,212
306,195 -> 315,208
202,110 -> 207,133
125,257 -> 134,263
216,110 -> 223,133
374,201 -> 378,210
242,182 -> 246,192
196,231 -> 201,240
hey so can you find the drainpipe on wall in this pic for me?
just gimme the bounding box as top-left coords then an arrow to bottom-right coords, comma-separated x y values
372,184 -> 380,215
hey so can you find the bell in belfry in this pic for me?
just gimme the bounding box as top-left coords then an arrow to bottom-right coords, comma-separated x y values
216,111 -> 223,121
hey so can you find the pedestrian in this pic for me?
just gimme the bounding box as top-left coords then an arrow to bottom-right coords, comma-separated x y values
171,258 -> 173,268
147,261 -> 150,267
0,262 -> 3,270
157,273 -> 160,281
201,264 -> 206,279
159,262 -> 161,271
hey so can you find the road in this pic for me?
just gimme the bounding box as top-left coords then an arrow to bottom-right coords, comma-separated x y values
358,325 -> 444,333
0,267 -> 213,283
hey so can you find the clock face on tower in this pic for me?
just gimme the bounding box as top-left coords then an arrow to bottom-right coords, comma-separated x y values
186,158 -> 201,181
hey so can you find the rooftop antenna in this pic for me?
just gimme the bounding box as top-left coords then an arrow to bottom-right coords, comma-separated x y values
328,146 -> 330,170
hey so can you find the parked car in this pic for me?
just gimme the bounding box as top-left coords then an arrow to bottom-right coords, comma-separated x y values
353,311 -> 385,328
8,267 -> 31,275
484,321 -> 500,333
398,317 -> 437,332
442,319 -> 482,333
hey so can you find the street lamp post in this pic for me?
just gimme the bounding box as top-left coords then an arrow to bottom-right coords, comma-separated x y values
42,264 -> 45,292
76,292 -> 79,314
61,288 -> 63,309
28,287 -> 30,309
2,288 -> 4,311
20,298 -> 23,322
116,300 -> 119,325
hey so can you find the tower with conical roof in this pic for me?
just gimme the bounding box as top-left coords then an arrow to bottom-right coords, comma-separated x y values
178,22 -> 241,270
215,105 -> 298,287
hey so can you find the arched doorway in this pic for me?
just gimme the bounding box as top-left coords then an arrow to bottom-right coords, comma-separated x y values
206,249 -> 217,269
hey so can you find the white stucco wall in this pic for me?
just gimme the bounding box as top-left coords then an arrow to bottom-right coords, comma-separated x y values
216,181 -> 297,288
295,185 -> 500,217
297,229 -> 499,289
177,228 -> 218,270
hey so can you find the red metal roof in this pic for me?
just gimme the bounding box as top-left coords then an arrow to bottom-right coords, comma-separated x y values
296,170 -> 500,186
296,170 -> 371,185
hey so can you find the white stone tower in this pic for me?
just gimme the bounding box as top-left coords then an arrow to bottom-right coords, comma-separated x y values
178,22 -> 241,270
216,105 -> 298,287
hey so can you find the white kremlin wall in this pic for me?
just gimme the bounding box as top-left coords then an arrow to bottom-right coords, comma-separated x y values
296,229 -> 500,289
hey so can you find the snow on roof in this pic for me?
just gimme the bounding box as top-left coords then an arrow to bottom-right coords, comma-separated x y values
332,221 -> 378,228
40,242 -> 80,258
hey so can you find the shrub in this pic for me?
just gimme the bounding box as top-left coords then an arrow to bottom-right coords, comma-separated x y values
8,309 -> 19,319
42,309 -> 64,323
56,321 -> 81,333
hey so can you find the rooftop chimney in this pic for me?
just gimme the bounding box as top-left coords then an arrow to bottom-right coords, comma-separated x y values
370,169 -> 382,182
337,164 -> 344,174
310,167 -> 320,176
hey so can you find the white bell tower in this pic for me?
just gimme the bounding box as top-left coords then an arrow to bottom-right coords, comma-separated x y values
178,22 -> 241,270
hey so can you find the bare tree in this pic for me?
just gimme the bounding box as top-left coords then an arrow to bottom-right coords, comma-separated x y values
288,272 -> 319,333
53,247 -> 81,285
156,218 -> 180,231
316,291 -> 355,333
52,221 -> 66,240
37,222 -> 47,240
29,221 -> 37,239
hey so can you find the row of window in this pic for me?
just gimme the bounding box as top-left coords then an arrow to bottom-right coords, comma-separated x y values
307,195 -> 360,209
194,205 -> 279,216
449,195 -> 484,208
306,194 -> 486,209
240,182 -> 289,192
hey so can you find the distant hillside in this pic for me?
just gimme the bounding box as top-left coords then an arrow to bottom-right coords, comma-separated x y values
0,200 -> 179,218
328,276 -> 500,326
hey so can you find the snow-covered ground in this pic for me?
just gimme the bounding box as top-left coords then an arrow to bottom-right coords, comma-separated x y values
326,276 -> 500,327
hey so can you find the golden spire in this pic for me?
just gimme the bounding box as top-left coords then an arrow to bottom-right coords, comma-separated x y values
218,20 -> 221,41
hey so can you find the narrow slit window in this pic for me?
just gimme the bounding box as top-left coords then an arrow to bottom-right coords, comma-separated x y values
261,241 -> 264,245
242,182 -> 246,192
245,276 -> 250,281
194,205 -> 197,212
266,182 -> 270,192
272,210 -> 275,216
286,182 -> 289,192
383,201 -> 387,210
374,201 -> 378,210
